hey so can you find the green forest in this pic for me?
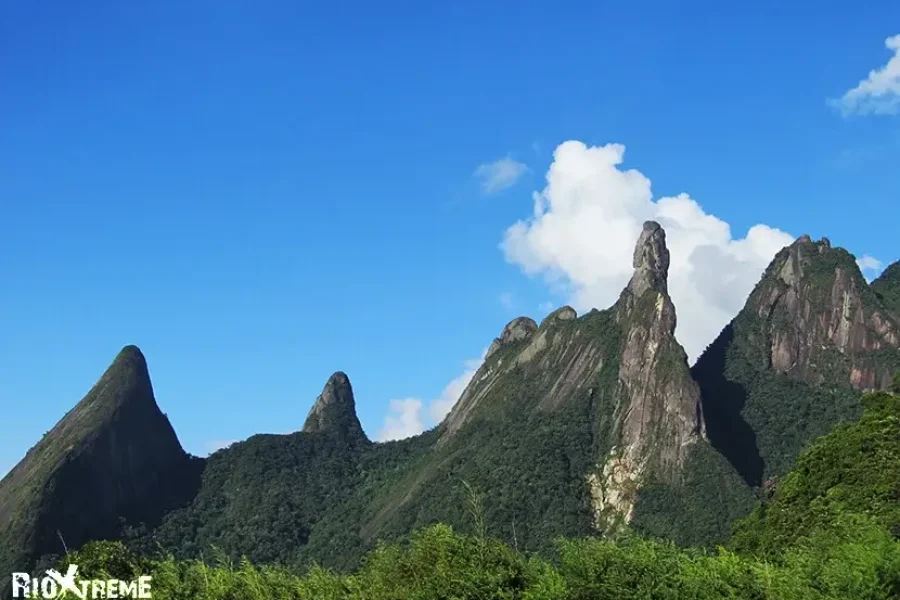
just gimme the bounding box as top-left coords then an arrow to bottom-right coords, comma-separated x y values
51,388 -> 900,599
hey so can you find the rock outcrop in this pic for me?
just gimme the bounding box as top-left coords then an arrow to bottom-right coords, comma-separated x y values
439,221 -> 703,527
749,236 -> 900,390
590,221 -> 703,524
0,346 -> 202,581
302,372 -> 367,441
485,317 -> 539,359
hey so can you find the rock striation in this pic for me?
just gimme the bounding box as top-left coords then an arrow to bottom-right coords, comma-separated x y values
749,236 -> 900,390
589,221 -> 704,524
439,221 -> 704,527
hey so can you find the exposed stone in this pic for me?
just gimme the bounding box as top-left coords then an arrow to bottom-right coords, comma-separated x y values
583,223 -> 704,526
751,241 -> 900,390
441,222 -> 704,528
485,317 -> 538,359
541,306 -> 577,327
302,372 -> 366,439
627,221 -> 670,297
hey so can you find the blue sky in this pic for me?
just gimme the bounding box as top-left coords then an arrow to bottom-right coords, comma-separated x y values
2,1 -> 899,474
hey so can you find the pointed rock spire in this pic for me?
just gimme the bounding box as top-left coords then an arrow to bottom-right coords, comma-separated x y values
627,221 -> 670,297
302,372 -> 366,439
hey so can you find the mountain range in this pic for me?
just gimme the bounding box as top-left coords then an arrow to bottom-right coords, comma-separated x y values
2,221 -> 898,583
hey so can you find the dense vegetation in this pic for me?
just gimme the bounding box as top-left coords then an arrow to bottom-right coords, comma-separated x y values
731,390 -> 900,557
50,388 -> 900,599
872,261 -> 900,319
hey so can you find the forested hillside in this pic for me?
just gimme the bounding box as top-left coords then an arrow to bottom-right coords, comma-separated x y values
51,388 -> 900,599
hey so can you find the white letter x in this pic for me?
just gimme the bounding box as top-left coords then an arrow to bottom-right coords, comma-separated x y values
45,565 -> 85,599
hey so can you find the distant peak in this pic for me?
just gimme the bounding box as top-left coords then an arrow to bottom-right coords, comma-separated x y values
486,317 -> 538,359
627,221 -> 670,297
302,372 -> 365,439
795,234 -> 812,244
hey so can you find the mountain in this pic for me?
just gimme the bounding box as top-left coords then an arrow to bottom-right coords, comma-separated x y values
5,224 -> 895,579
0,346 -> 202,585
128,221 -> 750,569
693,235 -> 900,488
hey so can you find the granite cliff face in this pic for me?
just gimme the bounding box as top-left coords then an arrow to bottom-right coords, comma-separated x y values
591,222 -> 704,524
439,221 -> 703,527
748,236 -> 899,390
693,236 -> 900,486
0,346 -> 201,581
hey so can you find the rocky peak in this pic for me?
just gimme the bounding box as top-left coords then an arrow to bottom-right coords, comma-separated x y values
588,222 -> 703,525
485,317 -> 538,359
302,372 -> 366,439
627,221 -> 670,297
749,238 -> 900,390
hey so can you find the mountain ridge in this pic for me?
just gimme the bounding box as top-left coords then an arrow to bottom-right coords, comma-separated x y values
2,224 -> 898,580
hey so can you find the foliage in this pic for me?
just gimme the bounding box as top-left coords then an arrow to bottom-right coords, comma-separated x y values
56,518 -> 900,600
631,444 -> 756,548
872,261 -> 900,319
731,391 -> 900,558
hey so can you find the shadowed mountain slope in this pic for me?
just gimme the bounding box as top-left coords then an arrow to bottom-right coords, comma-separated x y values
0,346 -> 201,585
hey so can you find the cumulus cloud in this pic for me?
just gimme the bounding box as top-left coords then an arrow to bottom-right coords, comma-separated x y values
377,398 -> 425,442
377,352 -> 487,442
474,157 -> 529,194
502,140 -> 795,363
857,254 -> 884,281
831,34 -> 900,116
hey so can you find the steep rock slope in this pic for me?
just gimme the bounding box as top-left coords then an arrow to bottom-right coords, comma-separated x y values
0,346 -> 201,581
693,236 -> 900,487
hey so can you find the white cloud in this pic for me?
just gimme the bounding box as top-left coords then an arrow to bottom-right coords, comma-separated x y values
474,157 -> 528,194
857,254 -> 884,281
376,351 -> 487,442
832,34 -> 900,116
377,398 -> 425,442
502,140 -> 795,364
